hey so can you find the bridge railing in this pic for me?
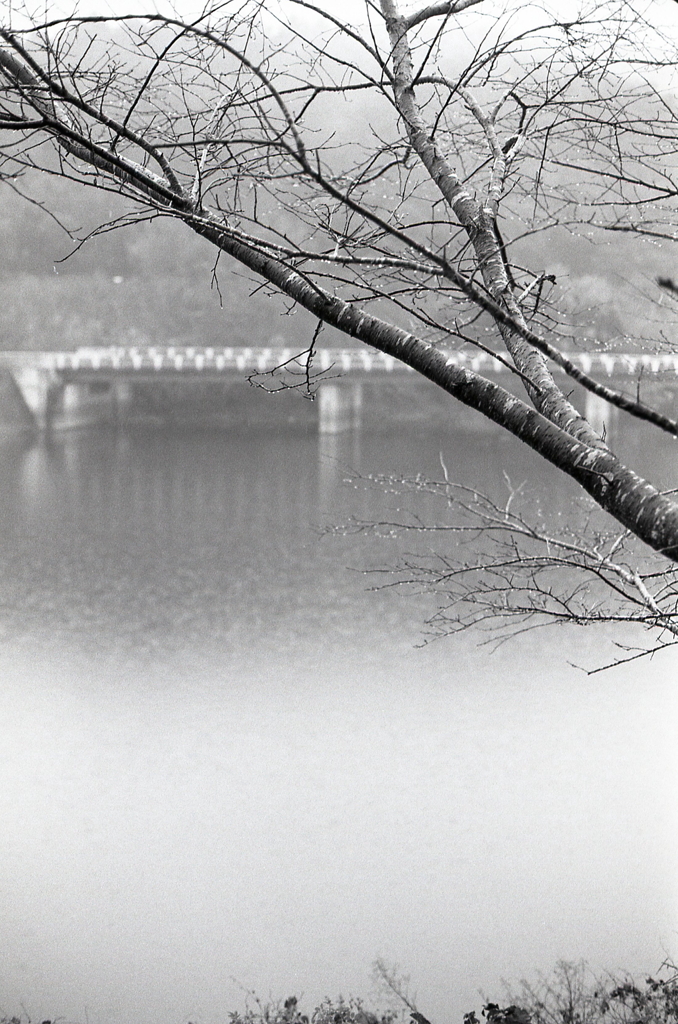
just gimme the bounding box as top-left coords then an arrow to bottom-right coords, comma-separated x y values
2,346 -> 678,376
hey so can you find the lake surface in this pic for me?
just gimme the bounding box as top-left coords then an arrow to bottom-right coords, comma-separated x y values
0,398 -> 676,1024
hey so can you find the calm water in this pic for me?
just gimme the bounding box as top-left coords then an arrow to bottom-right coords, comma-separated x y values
0,406 -> 676,1024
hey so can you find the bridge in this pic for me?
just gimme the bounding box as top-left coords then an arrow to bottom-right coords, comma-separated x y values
1,345 -> 676,433
4,344 -> 678,377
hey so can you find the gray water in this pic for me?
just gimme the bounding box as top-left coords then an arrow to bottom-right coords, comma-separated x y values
0,410 -> 676,1024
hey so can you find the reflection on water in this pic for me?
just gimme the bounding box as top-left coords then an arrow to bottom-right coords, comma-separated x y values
0,417 -> 676,1024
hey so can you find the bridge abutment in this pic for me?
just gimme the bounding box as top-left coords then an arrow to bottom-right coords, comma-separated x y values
12,366 -> 64,430
10,368 -> 121,431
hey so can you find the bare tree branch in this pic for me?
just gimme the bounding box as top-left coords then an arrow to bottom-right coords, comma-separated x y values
3,0 -> 678,636
404,0 -> 485,31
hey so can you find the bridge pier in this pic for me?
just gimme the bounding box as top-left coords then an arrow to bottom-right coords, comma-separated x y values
318,382 -> 363,434
584,389 -> 618,438
112,381 -> 134,424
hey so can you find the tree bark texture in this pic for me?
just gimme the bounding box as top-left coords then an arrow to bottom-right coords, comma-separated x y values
379,0 -> 605,451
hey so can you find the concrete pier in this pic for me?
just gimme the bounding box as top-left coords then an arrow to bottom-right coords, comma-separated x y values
112,381 -> 134,424
585,389 -> 619,437
318,382 -> 363,434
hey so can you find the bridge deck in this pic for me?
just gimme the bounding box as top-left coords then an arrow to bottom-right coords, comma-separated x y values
2,346 -> 678,376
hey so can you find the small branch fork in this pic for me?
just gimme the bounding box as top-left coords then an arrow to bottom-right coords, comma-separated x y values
246,321 -> 337,396
404,0 -> 485,31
